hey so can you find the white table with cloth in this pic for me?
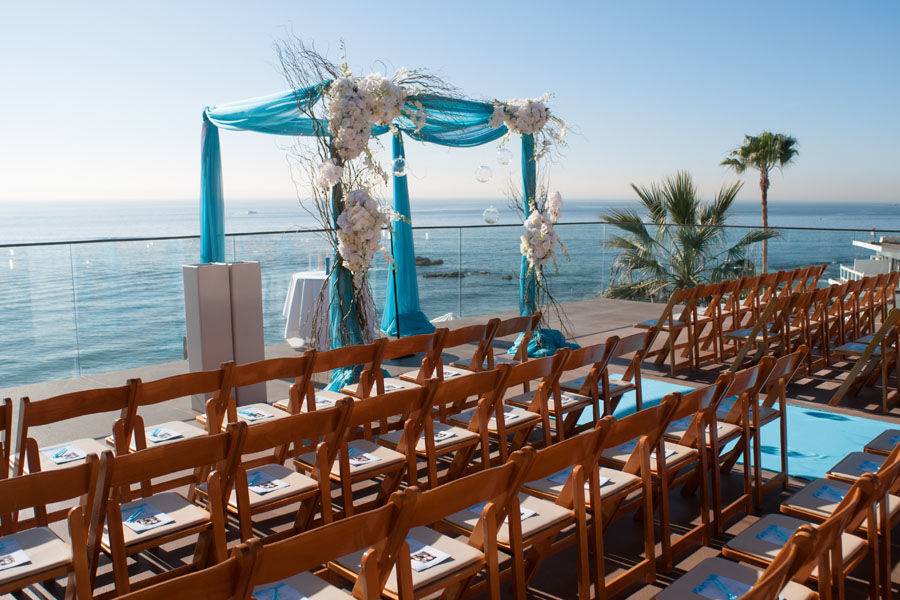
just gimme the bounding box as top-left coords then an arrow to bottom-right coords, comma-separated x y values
282,270 -> 329,350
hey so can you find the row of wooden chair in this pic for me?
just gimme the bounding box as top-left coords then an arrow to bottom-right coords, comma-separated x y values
639,264 -> 827,375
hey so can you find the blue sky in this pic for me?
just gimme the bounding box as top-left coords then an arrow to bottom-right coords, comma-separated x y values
1,1 -> 897,203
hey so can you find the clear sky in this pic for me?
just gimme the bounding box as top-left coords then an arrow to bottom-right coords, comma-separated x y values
1,1 -> 897,203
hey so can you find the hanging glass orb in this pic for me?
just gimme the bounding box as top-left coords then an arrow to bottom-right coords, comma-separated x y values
496,148 -> 512,166
482,205 -> 500,225
391,157 -> 407,177
475,164 -> 493,183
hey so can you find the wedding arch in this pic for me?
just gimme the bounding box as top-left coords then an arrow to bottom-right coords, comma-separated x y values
199,83 -> 571,357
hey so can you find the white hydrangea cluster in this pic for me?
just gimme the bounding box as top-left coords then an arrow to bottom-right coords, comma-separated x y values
336,189 -> 390,285
327,77 -> 371,161
403,99 -> 427,132
315,158 -> 344,190
520,192 -> 563,277
327,73 -> 418,161
359,73 -> 407,125
490,96 -> 551,135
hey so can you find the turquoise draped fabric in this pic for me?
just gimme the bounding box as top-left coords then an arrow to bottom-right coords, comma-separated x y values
200,116 -> 225,263
381,132 -> 435,337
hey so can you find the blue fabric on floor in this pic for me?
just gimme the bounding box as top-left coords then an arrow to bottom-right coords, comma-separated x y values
576,377 -> 896,481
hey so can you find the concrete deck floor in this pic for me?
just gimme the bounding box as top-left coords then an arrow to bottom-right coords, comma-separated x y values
2,296 -> 898,599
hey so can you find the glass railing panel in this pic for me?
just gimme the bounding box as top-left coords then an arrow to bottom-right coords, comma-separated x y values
0,244 -> 80,387
69,238 -> 200,375
231,230 -> 332,346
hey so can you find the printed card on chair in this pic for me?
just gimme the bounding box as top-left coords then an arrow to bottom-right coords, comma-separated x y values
755,523 -> 792,545
433,428 -> 457,443
0,538 -> 31,571
247,470 -> 290,495
122,501 -> 176,534
253,582 -> 306,600
348,446 -> 381,468
42,444 -> 87,465
692,573 -> 751,600
237,407 -> 274,422
147,427 -> 183,444
813,484 -> 846,503
408,537 -> 452,572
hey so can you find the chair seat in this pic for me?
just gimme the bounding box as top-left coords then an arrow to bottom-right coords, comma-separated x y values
444,493 -> 572,545
602,440 -> 697,471
560,376 -> 633,398
31,437 -> 111,472
342,377 -> 420,397
380,422 -> 478,453
782,478 -> 900,527
490,354 -> 524,367
399,366 -> 475,383
334,525 -> 483,594
864,429 -> 900,456
656,556 -> 816,600
638,318 -> 684,329
104,491 -> 211,547
715,396 -> 778,425
0,527 -> 72,585
449,406 -> 539,433
505,390 -> 591,412
274,389 -> 350,413
299,439 -> 405,477
235,403 -> 291,425
665,416 -> 741,442
826,451 -> 885,483
253,572 -> 354,600
524,466 -> 641,506
724,513 -> 866,577
117,420 -> 206,451
835,341 -> 880,356
229,463 -> 318,509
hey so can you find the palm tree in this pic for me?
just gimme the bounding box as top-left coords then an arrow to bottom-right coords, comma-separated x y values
602,171 -> 778,301
721,131 -> 799,273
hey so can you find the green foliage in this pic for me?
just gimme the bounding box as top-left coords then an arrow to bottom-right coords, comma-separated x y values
602,171 -> 779,301
721,131 -> 799,182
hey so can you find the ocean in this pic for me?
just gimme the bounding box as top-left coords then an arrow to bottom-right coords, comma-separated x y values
1,199 -> 899,388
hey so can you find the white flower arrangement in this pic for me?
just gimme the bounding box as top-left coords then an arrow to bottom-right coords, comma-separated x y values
315,158 -> 344,189
335,189 -> 391,286
520,191 -> 564,279
490,95 -> 551,135
326,72 -> 424,161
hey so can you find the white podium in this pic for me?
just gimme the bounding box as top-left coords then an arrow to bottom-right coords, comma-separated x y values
184,262 -> 266,411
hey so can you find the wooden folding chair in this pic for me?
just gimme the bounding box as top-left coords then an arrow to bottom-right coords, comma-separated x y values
451,356 -> 562,461
685,359 -> 772,533
801,285 -> 837,369
330,449 -> 534,600
296,383 -> 437,516
511,418 -> 615,599
0,455 -> 106,600
115,541 -> 258,600
111,369 -> 225,454
638,287 -> 696,375
273,341 -> 382,414
441,319 -> 501,375
248,489 -> 418,600
200,355 -> 316,432
657,524 -> 818,599
647,378 -> 733,569
13,382 -> 136,475
487,312 -> 542,368
99,424 -> 246,595
727,292 -> 798,371
719,275 -> 759,335
724,473 -> 878,600
556,339 -> 618,425
690,282 -> 728,366
388,368 -> 509,488
348,331 -> 447,397
830,308 -> 900,412
782,446 -> 900,600
593,399 -> 678,595
229,401 -> 351,541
